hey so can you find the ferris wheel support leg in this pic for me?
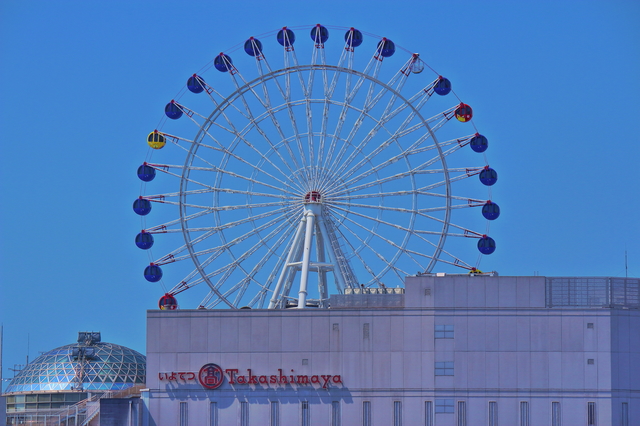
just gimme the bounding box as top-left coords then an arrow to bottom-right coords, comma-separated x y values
297,210 -> 316,309
314,223 -> 328,304
268,217 -> 306,309
317,218 -> 348,293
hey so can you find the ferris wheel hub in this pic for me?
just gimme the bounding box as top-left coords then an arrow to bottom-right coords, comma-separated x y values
304,191 -> 322,203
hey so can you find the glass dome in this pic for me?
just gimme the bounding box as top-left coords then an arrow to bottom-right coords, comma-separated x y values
5,341 -> 145,393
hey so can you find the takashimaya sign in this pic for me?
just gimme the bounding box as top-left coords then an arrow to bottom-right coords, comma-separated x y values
159,363 -> 342,390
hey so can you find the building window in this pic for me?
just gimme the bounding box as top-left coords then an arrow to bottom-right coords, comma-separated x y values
210,402 -> 218,426
435,399 -> 454,413
622,402 -> 629,426
240,401 -> 249,426
588,359 -> 595,365
425,401 -> 433,426
587,322 -> 594,328
363,401 -> 371,426
552,402 -> 561,426
270,401 -> 279,426
301,401 -> 310,426
520,402 -> 529,426
457,401 -> 466,426
394,401 -> 402,426
588,402 -> 596,426
435,325 -> 454,338
180,402 -> 188,426
435,362 -> 454,376
332,401 -> 341,426
489,401 -> 498,426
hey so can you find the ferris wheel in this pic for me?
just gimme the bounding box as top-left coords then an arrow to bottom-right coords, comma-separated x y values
133,25 -> 499,310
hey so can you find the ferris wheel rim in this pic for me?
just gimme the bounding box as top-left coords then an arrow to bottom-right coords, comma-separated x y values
176,64 -> 453,303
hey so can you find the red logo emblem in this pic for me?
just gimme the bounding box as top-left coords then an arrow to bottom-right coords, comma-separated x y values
198,363 -> 224,389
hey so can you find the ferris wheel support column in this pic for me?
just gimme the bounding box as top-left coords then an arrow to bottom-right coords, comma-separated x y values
268,218 -> 307,309
297,205 -> 320,308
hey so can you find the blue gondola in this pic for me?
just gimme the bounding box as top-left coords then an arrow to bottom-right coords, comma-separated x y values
137,164 -> 156,182
164,101 -> 183,120
277,27 -> 295,47
133,198 -> 151,216
344,28 -> 363,48
310,25 -> 329,44
479,167 -> 498,186
477,236 -> 496,255
135,232 -> 154,250
470,134 -> 488,153
434,77 -> 451,96
376,38 -> 395,57
214,54 -> 233,72
187,74 -> 205,93
144,264 -> 163,282
244,37 -> 263,57
482,201 -> 500,220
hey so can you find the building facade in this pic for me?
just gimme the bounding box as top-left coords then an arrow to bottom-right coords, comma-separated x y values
144,275 -> 639,426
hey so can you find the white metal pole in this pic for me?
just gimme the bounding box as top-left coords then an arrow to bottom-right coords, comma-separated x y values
297,210 -> 316,308
268,218 -> 306,309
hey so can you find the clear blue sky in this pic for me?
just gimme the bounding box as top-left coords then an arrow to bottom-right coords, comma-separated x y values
1,0 -> 638,390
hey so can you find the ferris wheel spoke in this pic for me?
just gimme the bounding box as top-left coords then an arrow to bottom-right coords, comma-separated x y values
332,91 -> 439,183
208,218 -> 295,308
329,211 -> 410,284
407,134 -> 475,156
222,70 -> 308,176
328,129 -> 434,194
240,226 -> 298,308
203,111 -> 304,186
162,208 -> 294,270
334,145 -> 474,197
329,199 -> 480,214
191,75 -> 309,183
320,59 -> 383,182
330,203 -> 476,240
330,190 -> 485,204
202,216 -> 298,307
333,211 -> 423,275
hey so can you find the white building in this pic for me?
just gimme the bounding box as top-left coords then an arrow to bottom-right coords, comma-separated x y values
143,275 -> 639,426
